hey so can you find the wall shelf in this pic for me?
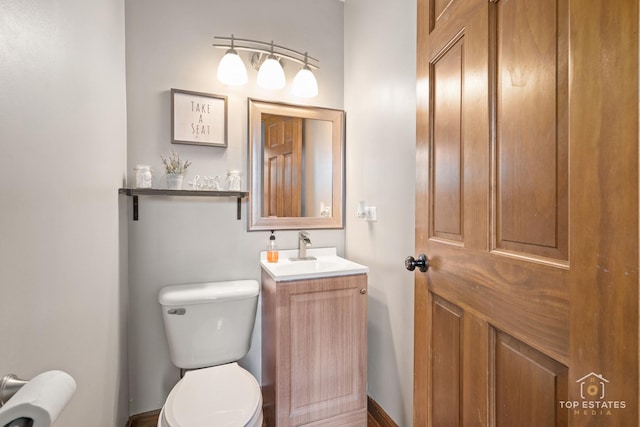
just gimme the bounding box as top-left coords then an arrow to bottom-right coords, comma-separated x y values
118,188 -> 249,221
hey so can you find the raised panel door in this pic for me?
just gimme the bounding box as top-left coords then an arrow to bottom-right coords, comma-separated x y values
414,0 -> 638,426
262,114 -> 303,217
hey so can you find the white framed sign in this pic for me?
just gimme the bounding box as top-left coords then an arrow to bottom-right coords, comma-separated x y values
171,88 -> 227,147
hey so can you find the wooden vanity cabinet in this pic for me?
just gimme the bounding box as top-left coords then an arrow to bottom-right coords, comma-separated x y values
261,270 -> 368,427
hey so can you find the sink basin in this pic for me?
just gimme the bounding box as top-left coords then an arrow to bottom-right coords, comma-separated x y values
260,247 -> 368,281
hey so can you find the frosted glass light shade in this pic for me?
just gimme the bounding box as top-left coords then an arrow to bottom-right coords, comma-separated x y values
292,66 -> 318,98
217,49 -> 248,86
257,55 -> 285,90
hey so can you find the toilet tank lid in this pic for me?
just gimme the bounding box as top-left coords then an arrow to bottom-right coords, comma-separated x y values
158,280 -> 260,306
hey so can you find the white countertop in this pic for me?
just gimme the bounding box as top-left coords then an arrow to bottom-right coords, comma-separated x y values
260,247 -> 369,281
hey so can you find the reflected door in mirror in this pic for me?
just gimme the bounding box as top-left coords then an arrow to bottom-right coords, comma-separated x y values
263,114 -> 302,217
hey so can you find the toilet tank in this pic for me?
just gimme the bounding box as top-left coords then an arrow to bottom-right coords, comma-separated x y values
158,280 -> 259,370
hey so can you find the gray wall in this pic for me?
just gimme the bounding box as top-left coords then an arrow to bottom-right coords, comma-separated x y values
0,0 -> 417,424
0,0 -> 128,425
125,0 -> 346,414
344,0 -> 417,425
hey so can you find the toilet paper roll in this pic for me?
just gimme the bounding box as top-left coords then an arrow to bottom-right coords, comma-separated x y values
0,370 -> 76,427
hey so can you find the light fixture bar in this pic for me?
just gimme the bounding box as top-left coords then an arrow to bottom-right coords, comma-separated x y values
213,36 -> 319,69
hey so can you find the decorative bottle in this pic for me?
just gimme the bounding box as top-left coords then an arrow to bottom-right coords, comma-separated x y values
267,230 -> 279,263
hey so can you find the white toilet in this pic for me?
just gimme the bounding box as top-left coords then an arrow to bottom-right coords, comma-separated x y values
157,280 -> 263,427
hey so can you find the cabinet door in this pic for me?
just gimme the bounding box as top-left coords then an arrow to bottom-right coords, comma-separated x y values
277,274 -> 367,426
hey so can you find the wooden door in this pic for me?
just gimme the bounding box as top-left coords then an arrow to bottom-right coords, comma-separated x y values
414,0 -> 638,426
263,114 -> 303,217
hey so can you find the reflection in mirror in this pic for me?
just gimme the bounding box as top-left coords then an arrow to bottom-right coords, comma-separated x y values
249,99 -> 344,230
261,114 -> 333,217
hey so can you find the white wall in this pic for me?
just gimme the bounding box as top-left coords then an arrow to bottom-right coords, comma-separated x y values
344,0 -> 417,425
304,120 -> 333,216
0,1 -> 128,426
125,0 -> 346,414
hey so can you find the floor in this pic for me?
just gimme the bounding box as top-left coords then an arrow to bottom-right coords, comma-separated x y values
129,410 -> 384,427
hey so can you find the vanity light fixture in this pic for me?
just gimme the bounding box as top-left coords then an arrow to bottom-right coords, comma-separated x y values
216,35 -> 248,86
292,53 -> 319,98
213,35 -> 319,97
256,42 -> 286,90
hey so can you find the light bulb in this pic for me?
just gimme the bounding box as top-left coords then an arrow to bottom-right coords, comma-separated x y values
217,49 -> 247,86
292,65 -> 318,98
257,55 -> 285,90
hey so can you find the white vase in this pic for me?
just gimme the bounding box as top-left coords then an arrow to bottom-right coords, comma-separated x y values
166,174 -> 184,190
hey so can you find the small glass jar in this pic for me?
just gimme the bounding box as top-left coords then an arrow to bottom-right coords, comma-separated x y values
226,169 -> 242,191
134,165 -> 153,189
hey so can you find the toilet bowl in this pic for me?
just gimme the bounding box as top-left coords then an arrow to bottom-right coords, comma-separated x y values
158,363 -> 263,427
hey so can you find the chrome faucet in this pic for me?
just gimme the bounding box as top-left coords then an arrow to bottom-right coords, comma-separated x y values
296,231 -> 315,260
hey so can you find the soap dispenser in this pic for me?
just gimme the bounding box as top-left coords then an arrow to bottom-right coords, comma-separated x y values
267,230 -> 279,263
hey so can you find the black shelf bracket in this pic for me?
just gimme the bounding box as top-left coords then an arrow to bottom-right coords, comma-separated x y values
133,195 -> 139,221
118,188 -> 248,221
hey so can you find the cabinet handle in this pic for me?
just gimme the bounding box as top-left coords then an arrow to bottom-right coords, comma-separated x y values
360,288 -> 367,295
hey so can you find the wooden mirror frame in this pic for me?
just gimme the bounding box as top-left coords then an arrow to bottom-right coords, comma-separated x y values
248,99 -> 345,230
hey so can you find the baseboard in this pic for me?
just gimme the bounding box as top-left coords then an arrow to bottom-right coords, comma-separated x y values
127,397 -> 396,427
367,395 -> 398,427
126,409 -> 161,427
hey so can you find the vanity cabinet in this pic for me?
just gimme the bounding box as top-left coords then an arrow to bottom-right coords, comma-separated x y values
261,270 -> 367,427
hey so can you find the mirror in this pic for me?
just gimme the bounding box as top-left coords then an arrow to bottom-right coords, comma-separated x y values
249,99 -> 345,230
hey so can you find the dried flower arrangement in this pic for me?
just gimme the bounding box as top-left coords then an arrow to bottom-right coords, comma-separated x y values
161,149 -> 191,175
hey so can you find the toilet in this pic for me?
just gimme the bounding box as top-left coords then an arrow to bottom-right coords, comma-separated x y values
157,280 -> 263,427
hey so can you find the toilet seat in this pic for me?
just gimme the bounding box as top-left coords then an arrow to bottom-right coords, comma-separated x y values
159,363 -> 263,427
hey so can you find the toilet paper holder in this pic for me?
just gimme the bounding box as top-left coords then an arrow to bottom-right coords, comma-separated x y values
0,370 -> 77,427
0,374 -> 29,407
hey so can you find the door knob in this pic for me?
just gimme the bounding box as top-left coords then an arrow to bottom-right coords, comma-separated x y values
405,254 -> 429,272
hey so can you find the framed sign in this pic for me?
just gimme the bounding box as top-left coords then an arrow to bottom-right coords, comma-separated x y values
171,88 -> 227,147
